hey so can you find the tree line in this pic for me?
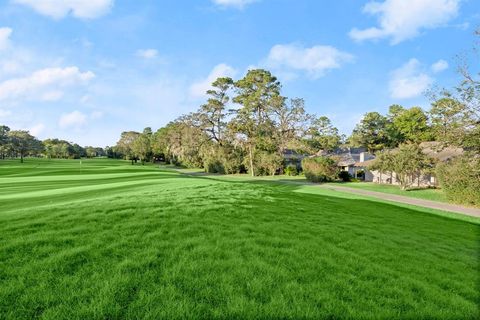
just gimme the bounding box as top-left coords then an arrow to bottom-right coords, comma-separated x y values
1,66 -> 477,173
114,69 -> 345,176
0,127 -> 107,162
111,65 -> 478,177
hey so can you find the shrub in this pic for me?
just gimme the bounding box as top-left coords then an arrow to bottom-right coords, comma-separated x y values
284,164 -> 298,176
252,151 -> 283,176
370,143 -> 433,190
205,159 -> 225,174
436,154 -> 480,207
338,170 -> 351,182
302,156 -> 338,183
202,144 -> 244,174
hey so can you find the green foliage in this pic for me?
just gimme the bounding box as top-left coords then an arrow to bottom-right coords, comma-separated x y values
116,131 -> 141,163
253,151 -> 283,176
306,115 -> 341,152
284,164 -> 298,176
0,125 -> 10,159
338,170 -> 351,182
7,130 -> 43,162
429,97 -> 467,146
302,156 -> 338,183
392,106 -> 431,143
462,124 -> 480,152
370,143 -> 433,190
202,144 -> 244,174
132,127 -> 152,164
43,138 -> 86,159
349,112 -> 390,153
231,69 -> 282,176
436,155 -> 480,207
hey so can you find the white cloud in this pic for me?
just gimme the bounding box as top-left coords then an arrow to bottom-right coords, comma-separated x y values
431,59 -> 449,73
212,0 -> 258,9
136,49 -> 158,59
41,90 -> 64,101
0,109 -> 12,118
265,44 -> 354,79
0,27 -> 12,51
389,58 -> 433,99
90,110 -> 103,119
189,63 -> 237,98
59,110 -> 87,128
1,60 -> 22,74
349,0 -> 460,44
0,66 -> 94,102
13,0 -> 114,19
29,123 -> 45,136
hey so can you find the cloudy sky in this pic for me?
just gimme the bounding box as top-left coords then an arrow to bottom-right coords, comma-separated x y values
0,0 -> 478,146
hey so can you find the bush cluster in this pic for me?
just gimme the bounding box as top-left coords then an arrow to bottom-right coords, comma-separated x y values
202,145 -> 245,174
436,154 -> 480,207
338,170 -> 351,182
284,164 -> 298,176
301,156 -> 338,183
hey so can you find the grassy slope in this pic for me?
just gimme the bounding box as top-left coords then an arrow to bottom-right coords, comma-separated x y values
206,173 -> 449,204
335,181 -> 448,203
0,158 -> 479,319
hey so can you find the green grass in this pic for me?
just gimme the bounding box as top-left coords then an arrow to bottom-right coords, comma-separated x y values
333,181 -> 448,203
214,174 -> 449,204
1,158 -> 479,319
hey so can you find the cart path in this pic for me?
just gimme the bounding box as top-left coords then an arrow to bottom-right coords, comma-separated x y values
319,184 -> 480,218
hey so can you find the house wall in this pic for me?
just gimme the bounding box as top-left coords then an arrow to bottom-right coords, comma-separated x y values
364,169 -> 374,182
370,170 -> 436,187
347,166 -> 356,176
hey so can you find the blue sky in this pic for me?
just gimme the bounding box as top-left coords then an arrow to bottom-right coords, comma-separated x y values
0,0 -> 478,146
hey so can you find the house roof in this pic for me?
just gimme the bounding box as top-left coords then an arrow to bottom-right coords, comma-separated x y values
419,141 -> 463,161
336,153 -> 359,167
354,142 -> 463,168
354,159 -> 376,167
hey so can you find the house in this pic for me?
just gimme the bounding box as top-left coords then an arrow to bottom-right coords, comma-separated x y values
329,147 -> 375,179
282,149 -> 307,169
363,142 -> 463,187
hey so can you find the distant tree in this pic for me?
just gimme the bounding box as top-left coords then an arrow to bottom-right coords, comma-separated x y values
0,125 -> 10,159
231,69 -> 281,176
429,97 -> 467,146
457,28 -> 480,123
198,77 -> 233,145
392,106 -> 431,143
349,112 -> 389,153
71,143 -> 86,158
133,127 -> 153,164
85,146 -> 98,158
8,130 -> 42,163
385,104 -> 406,147
306,115 -> 341,152
452,27 -> 480,151
370,143 -> 433,190
116,131 -> 140,164
302,156 -> 338,183
105,146 -> 121,158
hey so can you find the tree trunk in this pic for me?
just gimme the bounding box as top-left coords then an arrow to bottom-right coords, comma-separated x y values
249,145 -> 254,177
20,152 -> 23,163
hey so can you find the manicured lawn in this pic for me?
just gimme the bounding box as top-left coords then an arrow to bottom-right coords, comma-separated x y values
222,175 -> 449,204
1,158 -> 479,319
337,181 -> 448,203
